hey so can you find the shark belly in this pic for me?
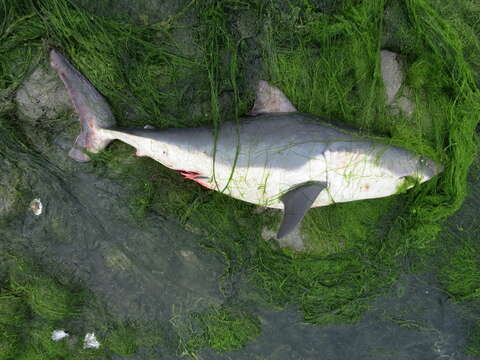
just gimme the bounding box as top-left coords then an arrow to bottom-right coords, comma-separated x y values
204,117 -> 333,208
208,156 -> 328,209
321,141 -> 403,204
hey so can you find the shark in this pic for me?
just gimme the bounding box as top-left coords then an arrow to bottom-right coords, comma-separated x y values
49,48 -> 443,239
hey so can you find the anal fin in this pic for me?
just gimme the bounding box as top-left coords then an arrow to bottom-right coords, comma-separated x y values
277,181 -> 327,239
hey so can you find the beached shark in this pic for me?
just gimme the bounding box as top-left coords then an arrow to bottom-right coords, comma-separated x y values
49,49 -> 443,239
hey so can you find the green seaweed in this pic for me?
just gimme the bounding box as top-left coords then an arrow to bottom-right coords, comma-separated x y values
172,306 -> 261,356
0,258 -> 84,360
0,255 -> 179,359
104,323 -> 139,357
468,321 -> 480,358
440,236 -> 480,302
14,278 -> 82,321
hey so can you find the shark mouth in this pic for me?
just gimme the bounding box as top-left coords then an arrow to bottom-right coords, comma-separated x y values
178,170 -> 212,189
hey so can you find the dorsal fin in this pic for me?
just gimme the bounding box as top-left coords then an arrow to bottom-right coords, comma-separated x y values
249,80 -> 297,116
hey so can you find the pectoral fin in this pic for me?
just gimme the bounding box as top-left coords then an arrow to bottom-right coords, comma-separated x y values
277,181 -> 327,239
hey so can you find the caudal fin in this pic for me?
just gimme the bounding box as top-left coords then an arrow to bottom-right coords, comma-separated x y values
49,48 -> 116,162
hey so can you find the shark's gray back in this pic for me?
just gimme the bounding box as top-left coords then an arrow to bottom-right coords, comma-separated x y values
213,112 -> 363,171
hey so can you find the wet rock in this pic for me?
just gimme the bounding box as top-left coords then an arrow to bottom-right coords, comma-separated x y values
104,248 -> 133,272
246,273 -> 470,360
380,50 -> 415,117
11,169 -> 225,323
15,64 -> 71,124
381,50 -> 403,105
14,62 -> 83,169
382,2 -> 412,53
171,27 -> 200,58
236,9 -> 259,40
262,226 -> 306,252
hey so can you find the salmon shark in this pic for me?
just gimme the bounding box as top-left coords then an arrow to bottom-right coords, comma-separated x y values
49,49 -> 443,239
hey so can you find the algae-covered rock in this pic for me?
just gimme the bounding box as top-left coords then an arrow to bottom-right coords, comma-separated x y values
307,0 -> 346,13
14,62 -> 84,170
0,159 -> 21,217
382,2 -> 413,52
15,64 -> 71,125
262,226 -> 305,252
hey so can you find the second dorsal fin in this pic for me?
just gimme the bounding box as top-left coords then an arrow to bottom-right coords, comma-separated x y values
249,80 -> 297,116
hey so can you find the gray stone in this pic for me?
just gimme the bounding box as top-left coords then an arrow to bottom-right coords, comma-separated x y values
380,50 -> 416,117
262,226 -> 305,252
381,50 -> 404,105
14,62 -> 83,170
15,64 -> 71,124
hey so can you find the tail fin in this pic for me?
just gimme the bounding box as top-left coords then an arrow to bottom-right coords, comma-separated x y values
49,48 -> 116,162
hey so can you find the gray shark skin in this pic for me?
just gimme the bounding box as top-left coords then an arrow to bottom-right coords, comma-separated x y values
49,49 -> 443,239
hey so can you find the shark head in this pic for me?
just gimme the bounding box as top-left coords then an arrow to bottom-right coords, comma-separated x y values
380,146 -> 443,190
414,155 -> 444,183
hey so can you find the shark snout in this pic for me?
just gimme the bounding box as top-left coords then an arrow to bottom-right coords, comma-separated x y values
417,157 -> 443,182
